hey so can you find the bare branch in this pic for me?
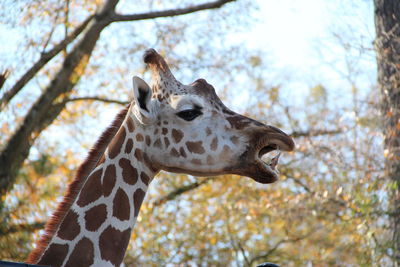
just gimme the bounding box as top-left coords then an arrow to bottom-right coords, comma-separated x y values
64,96 -> 129,106
290,129 -> 342,138
152,177 -> 216,207
111,0 -> 235,22
0,221 -> 45,236
0,15 -> 94,111
0,70 -> 10,91
249,230 -> 318,266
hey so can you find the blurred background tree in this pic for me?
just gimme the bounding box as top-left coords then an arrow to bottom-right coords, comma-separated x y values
0,0 -> 392,266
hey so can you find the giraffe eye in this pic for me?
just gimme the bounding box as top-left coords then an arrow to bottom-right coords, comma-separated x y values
176,109 -> 203,121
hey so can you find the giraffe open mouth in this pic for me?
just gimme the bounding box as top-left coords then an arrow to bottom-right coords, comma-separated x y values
258,144 -> 281,173
259,144 -> 281,172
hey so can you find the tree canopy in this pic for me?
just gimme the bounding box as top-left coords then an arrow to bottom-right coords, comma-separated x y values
0,0 -> 393,266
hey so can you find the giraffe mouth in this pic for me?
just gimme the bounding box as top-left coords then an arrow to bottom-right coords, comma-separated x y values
258,144 -> 281,172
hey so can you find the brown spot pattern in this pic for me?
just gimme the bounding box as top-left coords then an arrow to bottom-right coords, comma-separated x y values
38,243 -> 69,266
136,133 -> 144,142
162,128 -> 168,135
210,137 -> 218,151
126,117 -> 135,132
170,148 -> 180,157
125,139 -> 133,154
172,129 -> 184,143
65,237 -> 94,267
179,147 -> 187,158
143,153 -> 157,173
191,159 -> 202,165
119,158 -> 138,185
85,204 -> 107,231
164,137 -> 170,148
97,155 -> 105,166
113,188 -> 130,221
222,145 -> 233,155
206,127 -> 212,136
77,169 -> 103,207
108,127 -> 126,159
145,135 -> 151,146
99,226 -> 131,266
230,136 -> 239,145
140,172 -> 150,185
134,149 -> 143,162
207,155 -> 214,165
186,141 -> 205,154
153,138 -> 162,148
226,116 -> 251,130
57,210 -> 80,241
133,189 -> 146,217
103,165 -> 116,197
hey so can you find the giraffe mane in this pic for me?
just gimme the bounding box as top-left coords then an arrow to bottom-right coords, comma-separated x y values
27,104 -> 130,264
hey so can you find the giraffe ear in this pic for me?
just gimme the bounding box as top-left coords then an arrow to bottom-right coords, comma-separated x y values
131,76 -> 154,124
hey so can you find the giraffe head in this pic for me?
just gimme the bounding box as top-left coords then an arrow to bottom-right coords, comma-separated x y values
130,49 -> 294,183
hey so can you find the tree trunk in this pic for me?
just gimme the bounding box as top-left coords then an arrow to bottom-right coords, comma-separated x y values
0,0 -> 235,203
374,0 -> 400,265
0,0 -> 117,200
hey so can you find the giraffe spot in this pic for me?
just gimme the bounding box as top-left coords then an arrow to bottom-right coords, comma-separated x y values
163,120 -> 169,125
103,165 -> 116,197
57,210 -> 80,241
206,127 -> 212,136
37,243 -> 69,266
191,159 -> 202,165
179,147 -> 187,158
164,137 -> 170,148
153,138 -> 162,148
108,127 -> 126,159
99,226 -> 131,266
125,138 -> 133,154
143,153 -> 158,173
126,117 -> 135,132
136,133 -> 144,142
97,155 -> 105,166
133,188 -> 146,217
230,136 -> 239,145
134,148 -> 143,162
172,129 -> 184,143
170,148 -> 180,157
186,141 -> 205,154
162,127 -> 168,135
154,128 -> 159,135
145,135 -> 151,146
113,188 -> 130,221
222,145 -> 233,155
85,204 -> 107,231
77,169 -> 103,207
119,158 -> 138,185
64,237 -> 94,267
207,155 -> 214,165
210,137 -> 218,151
226,115 -> 251,130
140,172 -> 150,185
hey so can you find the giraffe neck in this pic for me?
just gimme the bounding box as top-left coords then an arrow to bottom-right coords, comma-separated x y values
37,112 -> 158,267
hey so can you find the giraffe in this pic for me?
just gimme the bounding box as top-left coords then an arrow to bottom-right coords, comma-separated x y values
27,49 -> 295,267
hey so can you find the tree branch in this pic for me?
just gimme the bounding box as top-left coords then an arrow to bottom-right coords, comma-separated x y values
64,96 -> 129,106
290,129 -> 342,138
0,221 -> 45,236
111,0 -> 235,22
0,70 -> 10,91
249,230 -> 317,266
0,14 -> 94,111
152,177 -> 216,207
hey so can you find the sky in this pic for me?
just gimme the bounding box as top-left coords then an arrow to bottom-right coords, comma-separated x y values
0,0 -> 377,159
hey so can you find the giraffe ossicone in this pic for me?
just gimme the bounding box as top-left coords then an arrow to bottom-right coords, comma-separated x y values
28,49 -> 295,267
